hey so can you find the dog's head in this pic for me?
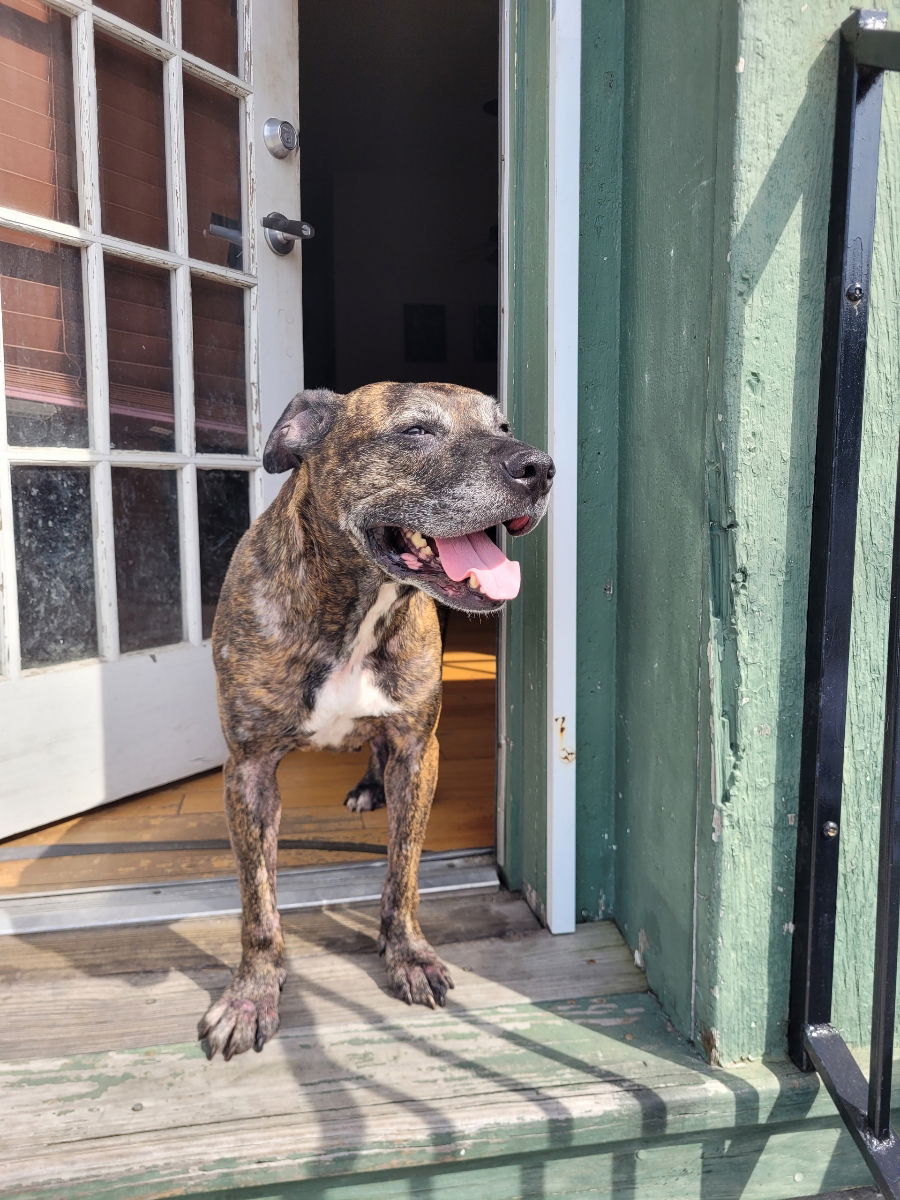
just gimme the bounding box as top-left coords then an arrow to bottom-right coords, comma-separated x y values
263,382 -> 554,612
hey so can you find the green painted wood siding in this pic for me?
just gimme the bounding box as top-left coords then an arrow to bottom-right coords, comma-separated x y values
699,0 -> 900,1062
613,0 -> 900,1063
505,0 -> 900,1064
614,0 -> 739,1046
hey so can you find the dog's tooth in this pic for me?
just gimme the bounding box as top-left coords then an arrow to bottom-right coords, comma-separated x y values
468,576 -> 480,591
409,531 -> 427,548
419,546 -> 434,560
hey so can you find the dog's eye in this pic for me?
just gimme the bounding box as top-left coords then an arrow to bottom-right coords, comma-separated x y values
499,422 -> 511,434
401,425 -> 431,437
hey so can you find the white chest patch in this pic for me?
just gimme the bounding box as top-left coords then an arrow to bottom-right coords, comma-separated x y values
304,583 -> 401,748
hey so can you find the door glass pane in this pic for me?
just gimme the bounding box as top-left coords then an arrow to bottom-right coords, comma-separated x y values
96,32 -> 168,249
11,465 -> 98,668
112,467 -> 182,652
184,73 -> 242,266
182,0 -> 238,76
193,275 -> 247,453
2,231 -> 87,446
95,0 -> 161,38
0,0 -> 78,224
197,469 -> 249,638
105,255 -> 174,451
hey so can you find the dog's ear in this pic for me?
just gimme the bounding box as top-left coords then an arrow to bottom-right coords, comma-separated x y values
263,389 -> 338,473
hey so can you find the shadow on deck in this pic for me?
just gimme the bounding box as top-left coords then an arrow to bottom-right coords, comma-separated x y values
0,891 -> 887,1199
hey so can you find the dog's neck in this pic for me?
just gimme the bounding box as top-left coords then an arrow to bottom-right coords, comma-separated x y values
262,468 -> 412,653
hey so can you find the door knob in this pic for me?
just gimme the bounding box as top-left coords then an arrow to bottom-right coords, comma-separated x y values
262,212 -> 315,256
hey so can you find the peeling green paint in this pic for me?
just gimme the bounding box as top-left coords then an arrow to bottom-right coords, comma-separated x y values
698,0 -> 900,1063
615,0 -> 737,1044
611,0 -> 900,1065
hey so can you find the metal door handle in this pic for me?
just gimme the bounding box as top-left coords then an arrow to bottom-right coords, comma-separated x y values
262,212 -> 315,255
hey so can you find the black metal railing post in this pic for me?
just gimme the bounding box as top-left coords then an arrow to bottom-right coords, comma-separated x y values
788,7 -> 886,1072
869,454 -> 900,1142
788,11 -> 900,1198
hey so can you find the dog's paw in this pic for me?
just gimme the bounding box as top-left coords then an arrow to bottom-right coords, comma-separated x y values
344,781 -> 386,812
383,940 -> 454,1009
198,965 -> 285,1061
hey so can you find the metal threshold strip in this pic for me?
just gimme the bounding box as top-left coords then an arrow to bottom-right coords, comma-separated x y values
0,849 -> 498,936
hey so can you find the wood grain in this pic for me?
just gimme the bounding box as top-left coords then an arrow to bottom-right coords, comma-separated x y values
0,897 -> 656,1199
0,615 -> 497,892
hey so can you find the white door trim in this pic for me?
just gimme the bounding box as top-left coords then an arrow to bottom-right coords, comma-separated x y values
495,0 -> 512,872
545,0 -> 581,934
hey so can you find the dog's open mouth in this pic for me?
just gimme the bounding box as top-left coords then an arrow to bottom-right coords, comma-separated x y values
367,520 -> 532,607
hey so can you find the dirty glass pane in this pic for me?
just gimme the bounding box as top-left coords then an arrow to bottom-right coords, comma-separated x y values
105,255 -> 174,451
1,232 -> 87,446
11,466 -> 98,668
182,1 -> 238,76
184,73 -> 242,267
193,275 -> 247,453
112,467 -> 182,652
197,469 -> 249,637
96,32 -> 168,249
95,0 -> 161,38
0,0 -> 79,224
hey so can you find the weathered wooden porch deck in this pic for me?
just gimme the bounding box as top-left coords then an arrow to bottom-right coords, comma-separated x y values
0,891 -> 884,1199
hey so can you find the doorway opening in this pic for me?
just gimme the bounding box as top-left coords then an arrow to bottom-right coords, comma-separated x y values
297,0 -> 503,866
0,0 -> 502,899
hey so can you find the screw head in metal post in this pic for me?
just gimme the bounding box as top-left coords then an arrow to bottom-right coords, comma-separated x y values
845,283 -> 864,304
822,820 -> 839,839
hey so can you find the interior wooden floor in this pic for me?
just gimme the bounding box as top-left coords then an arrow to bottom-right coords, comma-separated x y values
0,614 -> 497,894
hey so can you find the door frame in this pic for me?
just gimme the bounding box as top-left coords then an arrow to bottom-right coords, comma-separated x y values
498,0 -> 582,934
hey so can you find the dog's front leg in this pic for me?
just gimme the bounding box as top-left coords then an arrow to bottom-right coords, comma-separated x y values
198,753 -> 286,1059
379,731 -> 454,1007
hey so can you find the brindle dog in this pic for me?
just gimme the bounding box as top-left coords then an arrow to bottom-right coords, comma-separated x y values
198,381 -> 554,1060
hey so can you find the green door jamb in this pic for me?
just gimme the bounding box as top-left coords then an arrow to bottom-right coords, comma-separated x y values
498,0 -> 621,927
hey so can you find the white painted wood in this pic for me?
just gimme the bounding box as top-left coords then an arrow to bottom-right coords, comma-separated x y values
72,10 -> 98,234
83,239 -> 117,658
0,644 -> 226,837
545,0 -> 581,935
495,0 -> 512,871
0,206 -> 256,286
5,446 -> 258,468
0,0 -> 302,833
0,303 -> 18,681
252,0 -> 305,509
92,460 -> 120,659
179,464 -> 203,645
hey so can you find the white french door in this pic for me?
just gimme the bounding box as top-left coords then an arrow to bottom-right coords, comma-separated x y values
0,0 -> 303,837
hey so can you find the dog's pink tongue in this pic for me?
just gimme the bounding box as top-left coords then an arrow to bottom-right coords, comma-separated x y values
433,531 -> 521,600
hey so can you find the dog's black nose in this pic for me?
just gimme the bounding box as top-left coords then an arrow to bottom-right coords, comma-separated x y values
501,445 -> 555,497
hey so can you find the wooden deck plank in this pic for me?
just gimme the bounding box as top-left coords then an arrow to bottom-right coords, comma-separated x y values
2,892 -> 879,1200
0,904 -> 670,1199
0,920 -> 640,1061
1,983 -> 852,1200
0,891 -> 538,977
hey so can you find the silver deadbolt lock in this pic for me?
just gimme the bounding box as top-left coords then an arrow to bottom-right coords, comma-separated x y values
263,117 -> 298,158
